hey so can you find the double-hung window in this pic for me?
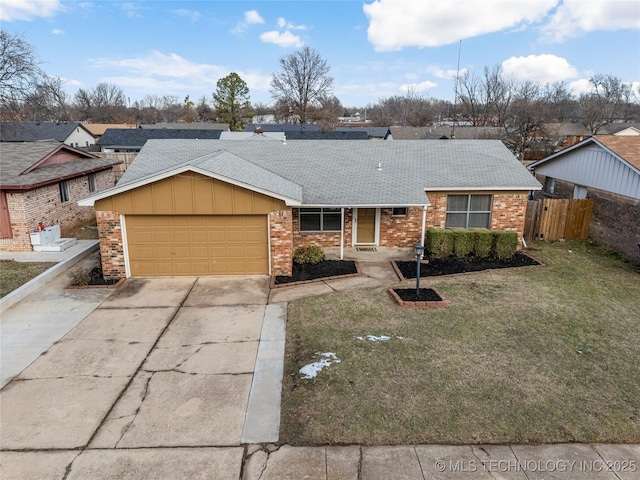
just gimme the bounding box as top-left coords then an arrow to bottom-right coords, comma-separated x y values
299,208 -> 341,232
445,194 -> 492,228
59,181 -> 70,203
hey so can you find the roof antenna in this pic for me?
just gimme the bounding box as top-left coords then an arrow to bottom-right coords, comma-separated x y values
451,39 -> 462,139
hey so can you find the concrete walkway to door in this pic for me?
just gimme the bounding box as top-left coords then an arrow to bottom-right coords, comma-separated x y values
0,275 -> 285,478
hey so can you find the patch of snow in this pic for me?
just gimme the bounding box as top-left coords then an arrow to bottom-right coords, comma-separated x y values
299,352 -> 341,379
355,335 -> 403,342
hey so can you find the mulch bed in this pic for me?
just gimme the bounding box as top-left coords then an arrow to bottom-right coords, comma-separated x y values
87,267 -> 120,286
273,260 -> 359,285
394,252 -> 541,279
392,288 -> 444,302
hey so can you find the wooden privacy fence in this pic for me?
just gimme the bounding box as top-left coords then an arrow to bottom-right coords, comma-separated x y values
524,198 -> 595,242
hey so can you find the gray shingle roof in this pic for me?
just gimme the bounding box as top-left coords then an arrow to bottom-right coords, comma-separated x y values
286,131 -> 369,140
97,128 -> 222,148
335,126 -> 391,139
245,124 -> 319,133
0,121 -> 85,142
111,139 -> 540,206
1,142 -> 120,188
139,122 -> 229,130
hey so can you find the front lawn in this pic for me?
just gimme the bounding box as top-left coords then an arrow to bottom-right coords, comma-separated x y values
280,240 -> 640,445
0,260 -> 57,298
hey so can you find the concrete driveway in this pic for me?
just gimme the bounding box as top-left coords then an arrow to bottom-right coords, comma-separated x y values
0,275 -> 285,479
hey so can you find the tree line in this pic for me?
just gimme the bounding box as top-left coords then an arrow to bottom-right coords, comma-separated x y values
2,30 -> 639,148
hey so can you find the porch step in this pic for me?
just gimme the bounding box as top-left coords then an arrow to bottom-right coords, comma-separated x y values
32,238 -> 77,252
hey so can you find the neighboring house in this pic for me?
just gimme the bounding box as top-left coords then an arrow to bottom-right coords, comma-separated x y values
335,126 -> 391,140
79,139 -> 540,279
285,131 -> 369,140
83,123 -> 138,142
219,131 -> 285,141
245,124 -> 319,133
139,122 -> 230,131
528,135 -> 640,260
390,126 -> 449,140
544,123 -> 591,149
0,122 -> 95,148
1,142 -> 120,251
613,126 -> 640,136
97,128 -> 223,152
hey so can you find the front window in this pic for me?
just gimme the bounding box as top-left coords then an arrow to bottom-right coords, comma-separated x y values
445,194 -> 492,228
59,181 -> 70,203
299,208 -> 341,232
88,173 -> 96,193
392,207 -> 407,216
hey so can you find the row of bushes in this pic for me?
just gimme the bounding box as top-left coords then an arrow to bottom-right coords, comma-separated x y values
425,228 -> 519,259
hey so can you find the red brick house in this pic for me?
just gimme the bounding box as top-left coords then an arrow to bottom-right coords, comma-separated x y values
78,139 -> 541,279
1,142 -> 120,251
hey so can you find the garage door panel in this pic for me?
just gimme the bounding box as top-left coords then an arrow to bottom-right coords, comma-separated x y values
126,215 -> 268,276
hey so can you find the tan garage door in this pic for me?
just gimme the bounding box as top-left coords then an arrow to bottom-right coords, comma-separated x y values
126,215 -> 269,276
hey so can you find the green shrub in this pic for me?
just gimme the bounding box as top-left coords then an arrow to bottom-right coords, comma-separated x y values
453,229 -> 475,258
425,228 -> 454,258
493,231 -> 519,259
293,245 -> 326,265
473,229 -> 493,258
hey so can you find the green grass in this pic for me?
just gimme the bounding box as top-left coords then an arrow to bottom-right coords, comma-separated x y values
280,240 -> 640,445
0,260 -> 57,298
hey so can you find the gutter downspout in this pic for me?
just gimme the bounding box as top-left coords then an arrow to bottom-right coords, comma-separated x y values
340,208 -> 345,260
421,205 -> 427,246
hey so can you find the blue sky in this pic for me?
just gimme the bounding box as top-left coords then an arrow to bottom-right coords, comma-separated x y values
2,0 -> 639,108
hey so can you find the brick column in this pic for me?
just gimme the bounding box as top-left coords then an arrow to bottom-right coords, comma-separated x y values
96,210 -> 126,279
269,210 -> 293,276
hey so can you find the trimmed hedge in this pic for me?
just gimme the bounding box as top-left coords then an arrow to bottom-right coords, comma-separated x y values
425,228 -> 519,259
293,245 -> 326,265
425,228 -> 454,258
453,229 -> 475,258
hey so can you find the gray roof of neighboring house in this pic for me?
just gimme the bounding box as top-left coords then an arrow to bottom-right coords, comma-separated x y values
104,139 -> 540,206
139,122 -> 229,130
0,121 -> 88,142
97,128 -> 222,148
390,126 -> 449,140
335,126 -> 391,139
245,124 -> 319,133
0,141 -> 120,189
285,131 -> 369,140
219,131 -> 285,140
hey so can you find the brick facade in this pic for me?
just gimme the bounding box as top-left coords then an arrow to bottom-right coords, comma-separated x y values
426,191 -> 528,246
96,210 -> 126,280
0,169 -> 114,252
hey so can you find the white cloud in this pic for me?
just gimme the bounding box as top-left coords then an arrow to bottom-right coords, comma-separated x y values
400,80 -> 438,93
90,51 -> 271,97
52,29 -> 64,35
541,0 -> 640,43
427,65 -> 468,79
568,78 -> 593,96
0,0 -> 63,21
277,17 -> 307,30
259,30 -> 304,48
363,0 -> 558,51
502,54 -> 578,83
173,9 -> 201,22
121,2 -> 143,18
233,9 -> 265,33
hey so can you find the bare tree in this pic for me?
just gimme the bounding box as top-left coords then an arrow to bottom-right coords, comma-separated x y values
0,31 -> 47,120
308,95 -> 343,131
22,76 -> 71,121
195,95 -> 216,122
579,74 -> 632,133
270,46 -> 333,128
456,65 -> 512,127
72,82 -> 127,122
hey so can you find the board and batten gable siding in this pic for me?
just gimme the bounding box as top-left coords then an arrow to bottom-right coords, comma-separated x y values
94,171 -> 287,215
534,145 -> 640,200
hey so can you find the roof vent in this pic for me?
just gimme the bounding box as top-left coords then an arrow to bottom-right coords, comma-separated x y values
282,134 -> 287,145
377,162 -> 382,171
254,126 -> 263,135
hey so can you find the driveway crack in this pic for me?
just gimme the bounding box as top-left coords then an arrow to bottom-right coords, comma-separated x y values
114,373 -> 153,448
